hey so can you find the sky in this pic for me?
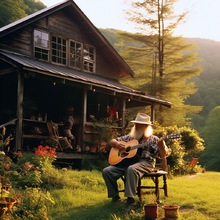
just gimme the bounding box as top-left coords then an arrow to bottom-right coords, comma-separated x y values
41,0 -> 220,42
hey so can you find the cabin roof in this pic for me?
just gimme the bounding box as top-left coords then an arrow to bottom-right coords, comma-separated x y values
0,49 -> 171,108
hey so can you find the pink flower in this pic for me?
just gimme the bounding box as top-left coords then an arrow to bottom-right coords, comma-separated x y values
23,162 -> 34,171
4,163 -> 10,170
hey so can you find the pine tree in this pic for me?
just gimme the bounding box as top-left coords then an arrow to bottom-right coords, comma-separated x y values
118,0 -> 203,126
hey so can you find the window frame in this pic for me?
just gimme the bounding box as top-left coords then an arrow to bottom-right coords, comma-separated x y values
83,44 -> 96,73
33,29 -> 49,61
69,40 -> 83,70
51,35 -> 67,66
33,30 -> 96,73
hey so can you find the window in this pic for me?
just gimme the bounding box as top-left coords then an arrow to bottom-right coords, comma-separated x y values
51,36 -> 67,65
34,29 -> 49,61
33,31 -> 96,72
69,41 -> 95,73
83,45 -> 95,73
69,41 -> 82,69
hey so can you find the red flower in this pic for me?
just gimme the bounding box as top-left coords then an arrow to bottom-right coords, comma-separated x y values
35,145 -> 56,158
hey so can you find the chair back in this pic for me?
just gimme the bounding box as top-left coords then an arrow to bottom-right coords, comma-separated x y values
187,157 -> 199,167
155,157 -> 168,172
47,121 -> 59,138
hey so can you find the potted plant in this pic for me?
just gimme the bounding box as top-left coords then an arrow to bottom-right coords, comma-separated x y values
162,205 -> 180,218
144,203 -> 158,219
0,201 -> 7,217
87,120 -> 118,153
94,123 -> 110,153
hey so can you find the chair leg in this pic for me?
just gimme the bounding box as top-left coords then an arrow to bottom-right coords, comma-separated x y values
137,178 -> 142,202
137,174 -> 168,204
163,174 -> 168,197
155,177 -> 160,203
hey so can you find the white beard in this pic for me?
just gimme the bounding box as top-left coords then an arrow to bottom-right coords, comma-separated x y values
130,125 -> 153,140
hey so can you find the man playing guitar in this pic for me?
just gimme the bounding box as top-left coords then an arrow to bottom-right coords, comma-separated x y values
102,113 -> 170,212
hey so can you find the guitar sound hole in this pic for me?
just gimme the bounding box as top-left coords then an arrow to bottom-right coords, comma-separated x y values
126,147 -> 131,152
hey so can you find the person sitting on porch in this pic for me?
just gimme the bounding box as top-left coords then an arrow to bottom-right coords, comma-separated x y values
63,106 -> 76,148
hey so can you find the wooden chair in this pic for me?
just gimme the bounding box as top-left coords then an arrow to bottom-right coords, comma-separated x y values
47,121 -> 72,151
186,157 -> 199,167
185,157 -> 199,172
137,157 -> 169,203
120,157 -> 169,204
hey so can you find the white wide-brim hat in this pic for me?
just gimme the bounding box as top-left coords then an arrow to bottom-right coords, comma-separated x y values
130,113 -> 152,125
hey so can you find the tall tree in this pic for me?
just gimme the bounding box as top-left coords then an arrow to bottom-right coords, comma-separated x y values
118,0 -> 202,126
0,0 -> 27,27
23,0 -> 45,14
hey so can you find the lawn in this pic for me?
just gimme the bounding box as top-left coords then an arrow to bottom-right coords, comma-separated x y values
48,170 -> 220,220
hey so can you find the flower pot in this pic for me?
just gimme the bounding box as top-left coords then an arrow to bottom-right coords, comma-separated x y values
3,197 -> 16,212
144,204 -> 158,219
0,197 -> 16,213
163,205 -> 180,219
0,202 -> 8,216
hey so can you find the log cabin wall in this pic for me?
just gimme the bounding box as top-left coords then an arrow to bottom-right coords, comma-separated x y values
0,27 -> 33,56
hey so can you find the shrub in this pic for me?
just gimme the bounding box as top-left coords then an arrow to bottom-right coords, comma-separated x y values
154,124 -> 205,175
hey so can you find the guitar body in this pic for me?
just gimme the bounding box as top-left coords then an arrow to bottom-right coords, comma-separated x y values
108,133 -> 181,166
108,139 -> 139,165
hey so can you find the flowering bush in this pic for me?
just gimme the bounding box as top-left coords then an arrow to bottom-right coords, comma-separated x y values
0,145 -> 57,219
35,145 -> 56,158
11,187 -> 55,220
7,145 -> 56,189
0,154 -> 12,186
9,152 -> 41,189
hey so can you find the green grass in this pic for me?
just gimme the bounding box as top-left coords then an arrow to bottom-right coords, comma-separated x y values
48,171 -> 220,220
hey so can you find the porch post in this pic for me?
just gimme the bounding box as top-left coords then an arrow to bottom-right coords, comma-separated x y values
81,87 -> 87,151
16,69 -> 24,150
122,98 -> 126,135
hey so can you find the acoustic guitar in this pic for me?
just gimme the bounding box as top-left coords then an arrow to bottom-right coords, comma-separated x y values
108,133 -> 181,165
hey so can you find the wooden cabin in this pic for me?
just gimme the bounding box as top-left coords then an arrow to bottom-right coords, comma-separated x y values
0,0 -> 171,160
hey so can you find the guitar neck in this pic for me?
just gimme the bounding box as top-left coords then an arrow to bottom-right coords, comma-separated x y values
129,135 -> 171,151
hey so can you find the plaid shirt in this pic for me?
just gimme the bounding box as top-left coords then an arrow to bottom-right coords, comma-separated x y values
115,134 -> 160,166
